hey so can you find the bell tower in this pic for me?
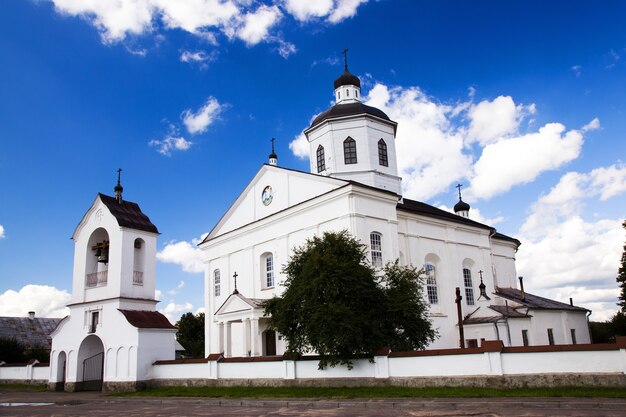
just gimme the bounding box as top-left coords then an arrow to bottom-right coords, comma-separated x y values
304,51 -> 402,196
71,171 -> 159,305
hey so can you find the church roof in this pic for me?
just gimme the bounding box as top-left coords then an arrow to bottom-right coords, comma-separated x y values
118,309 -> 176,329
308,102 -> 395,131
494,287 -> 589,312
397,198 -> 520,246
99,193 -> 159,234
0,316 -> 63,350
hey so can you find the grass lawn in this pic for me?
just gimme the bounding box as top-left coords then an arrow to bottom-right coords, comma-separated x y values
0,383 -> 48,392
117,385 -> 626,399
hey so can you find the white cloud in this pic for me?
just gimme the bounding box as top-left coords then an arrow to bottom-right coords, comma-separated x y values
582,117 -> 600,132
571,65 -> 582,77
159,301 -> 194,323
155,289 -> 163,300
515,164 -> 626,321
0,285 -> 70,318
157,240 -> 204,273
364,83 -> 471,201
0,224 -> 4,239
466,96 -> 534,145
288,131 -> 310,159
284,0 -> 367,23
233,5 -> 282,46
52,0 -> 155,43
468,123 -> 583,200
50,0 -> 364,57
149,134 -> 193,156
180,50 -> 218,67
182,97 -> 223,134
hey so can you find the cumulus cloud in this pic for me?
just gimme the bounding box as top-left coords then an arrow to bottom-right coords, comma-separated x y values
468,123 -> 583,200
182,97 -> 223,134
0,285 -> 70,318
159,301 -> 194,323
0,224 -> 4,239
50,0 -> 368,56
582,117 -> 600,132
466,96 -> 535,145
157,240 -> 204,273
515,164 -> 626,321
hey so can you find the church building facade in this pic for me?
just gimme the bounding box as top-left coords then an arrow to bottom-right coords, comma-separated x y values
199,63 -> 591,358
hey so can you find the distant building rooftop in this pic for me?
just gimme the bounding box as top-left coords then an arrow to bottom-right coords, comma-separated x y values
0,314 -> 63,350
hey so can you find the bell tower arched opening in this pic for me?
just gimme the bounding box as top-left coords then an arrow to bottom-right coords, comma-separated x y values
133,238 -> 145,286
85,228 -> 110,288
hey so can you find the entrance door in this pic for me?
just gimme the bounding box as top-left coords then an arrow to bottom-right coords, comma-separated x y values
82,352 -> 104,391
264,330 -> 276,356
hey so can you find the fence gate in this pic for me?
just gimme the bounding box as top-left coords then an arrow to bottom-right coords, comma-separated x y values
82,352 -> 104,391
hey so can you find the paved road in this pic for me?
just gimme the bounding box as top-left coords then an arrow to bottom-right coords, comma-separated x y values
2,390 -> 626,416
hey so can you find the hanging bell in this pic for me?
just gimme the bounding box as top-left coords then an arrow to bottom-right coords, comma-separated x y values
97,248 -> 109,264
95,248 -> 102,258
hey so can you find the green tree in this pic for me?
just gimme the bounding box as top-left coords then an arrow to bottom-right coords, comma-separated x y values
379,260 -> 437,351
264,230 -> 435,369
175,312 -> 205,358
617,220 -> 626,313
0,337 -> 26,363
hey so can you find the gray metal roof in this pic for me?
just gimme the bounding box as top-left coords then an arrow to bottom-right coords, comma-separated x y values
0,316 -> 63,350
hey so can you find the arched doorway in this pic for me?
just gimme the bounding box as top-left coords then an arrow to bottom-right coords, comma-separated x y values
55,351 -> 67,391
262,330 -> 276,356
77,335 -> 105,391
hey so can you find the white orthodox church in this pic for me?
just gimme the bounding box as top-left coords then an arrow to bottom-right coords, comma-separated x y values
199,62 -> 591,358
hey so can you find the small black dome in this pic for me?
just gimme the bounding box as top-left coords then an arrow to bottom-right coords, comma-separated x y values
114,183 -> 123,192
334,69 -> 361,89
269,150 -> 277,159
454,198 -> 470,213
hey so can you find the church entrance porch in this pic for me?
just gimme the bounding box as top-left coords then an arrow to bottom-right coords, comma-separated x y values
76,335 -> 104,391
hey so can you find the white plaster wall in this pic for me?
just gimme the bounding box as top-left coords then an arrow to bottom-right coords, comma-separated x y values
136,330 -> 176,381
294,359 -> 376,378
501,350 -> 623,374
218,361 -> 285,379
150,362 -> 209,379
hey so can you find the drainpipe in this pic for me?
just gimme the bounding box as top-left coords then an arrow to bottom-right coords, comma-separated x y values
518,276 -> 525,301
504,301 -> 512,347
586,310 -> 593,343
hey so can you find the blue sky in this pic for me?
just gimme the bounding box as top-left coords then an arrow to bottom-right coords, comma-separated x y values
1,0 -> 625,322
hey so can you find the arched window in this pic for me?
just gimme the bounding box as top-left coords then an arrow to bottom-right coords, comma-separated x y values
424,263 -> 438,304
343,137 -> 357,164
133,238 -> 145,285
370,232 -> 382,268
213,269 -> 221,297
262,253 -> 274,288
316,145 -> 325,173
378,139 -> 388,167
463,268 -> 474,305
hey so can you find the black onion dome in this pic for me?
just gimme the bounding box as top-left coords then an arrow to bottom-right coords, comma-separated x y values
269,150 -> 277,159
309,102 -> 392,130
334,69 -> 361,89
454,198 -> 471,213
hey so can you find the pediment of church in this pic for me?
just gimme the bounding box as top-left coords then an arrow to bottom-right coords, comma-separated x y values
204,164 -> 347,241
214,292 -> 265,319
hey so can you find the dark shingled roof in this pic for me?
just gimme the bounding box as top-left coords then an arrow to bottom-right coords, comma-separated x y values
118,310 -> 176,329
309,102 -> 394,130
334,69 -> 361,89
488,304 -> 531,318
495,287 -> 589,312
397,198 -> 521,246
99,193 -> 159,234
0,316 -> 63,350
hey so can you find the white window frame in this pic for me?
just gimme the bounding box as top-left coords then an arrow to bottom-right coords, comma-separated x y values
263,253 -> 275,288
370,232 -> 383,268
463,268 -> 475,306
213,269 -> 221,297
425,263 -> 438,305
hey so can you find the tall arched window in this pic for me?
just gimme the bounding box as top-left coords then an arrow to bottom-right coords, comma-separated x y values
213,269 -> 221,297
133,238 -> 145,285
316,145 -> 325,173
463,268 -> 474,305
378,139 -> 388,167
262,253 -> 274,288
424,263 -> 438,304
370,232 -> 382,268
343,137 -> 357,164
